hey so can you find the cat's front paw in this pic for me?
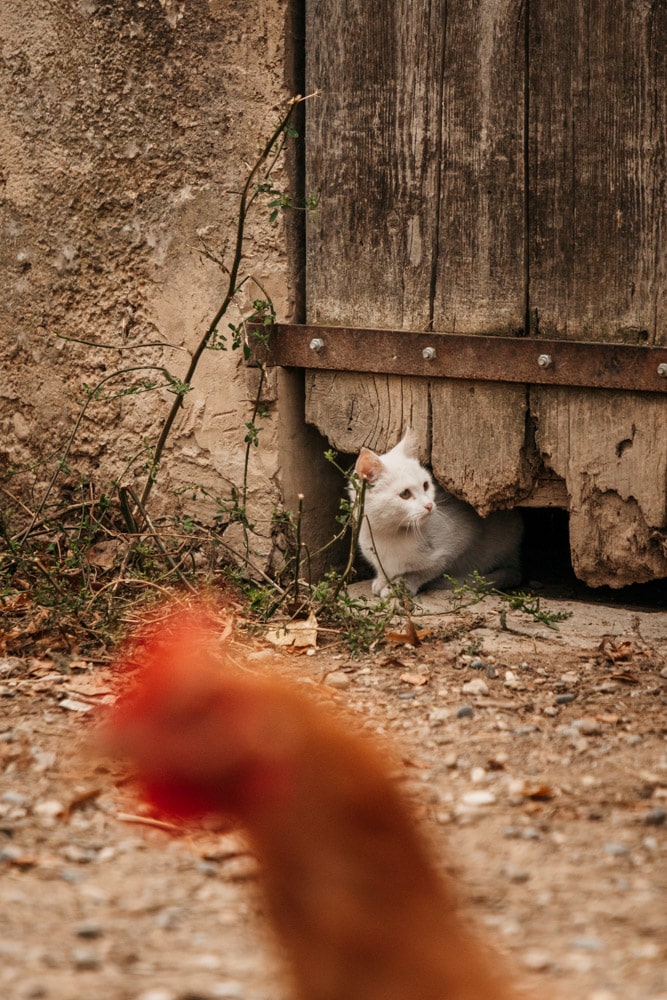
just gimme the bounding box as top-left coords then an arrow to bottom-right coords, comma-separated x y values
371,577 -> 388,597
377,578 -> 418,599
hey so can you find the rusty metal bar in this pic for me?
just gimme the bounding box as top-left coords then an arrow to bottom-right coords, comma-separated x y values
257,324 -> 667,394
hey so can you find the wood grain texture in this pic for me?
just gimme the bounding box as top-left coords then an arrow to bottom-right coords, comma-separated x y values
430,380 -> 536,515
305,0 -> 441,330
528,0 -> 667,344
301,0 -> 667,582
431,0 -> 525,334
526,1 -> 667,582
305,0 -> 528,500
304,371 -> 429,459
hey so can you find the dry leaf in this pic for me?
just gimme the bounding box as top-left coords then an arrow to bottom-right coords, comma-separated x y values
386,618 -> 423,646
598,638 -> 636,663
85,539 -> 125,569
0,592 -> 31,613
265,612 -> 318,649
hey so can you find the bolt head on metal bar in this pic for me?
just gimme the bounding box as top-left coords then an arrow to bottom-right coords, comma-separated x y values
309,337 -> 325,352
422,346 -> 436,361
537,353 -> 553,369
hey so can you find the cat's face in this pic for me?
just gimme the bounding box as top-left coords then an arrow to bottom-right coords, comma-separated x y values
354,436 -> 436,532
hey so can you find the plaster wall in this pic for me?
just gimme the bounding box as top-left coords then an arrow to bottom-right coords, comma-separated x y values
1,0 -> 292,560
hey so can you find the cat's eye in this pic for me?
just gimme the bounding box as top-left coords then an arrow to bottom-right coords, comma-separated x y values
423,481 -> 429,491
399,488 -> 412,499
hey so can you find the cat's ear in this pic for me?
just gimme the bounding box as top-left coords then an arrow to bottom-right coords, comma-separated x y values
355,447 -> 384,484
399,428 -> 419,458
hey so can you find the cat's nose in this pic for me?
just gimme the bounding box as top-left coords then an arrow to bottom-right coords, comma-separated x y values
424,502 -> 433,512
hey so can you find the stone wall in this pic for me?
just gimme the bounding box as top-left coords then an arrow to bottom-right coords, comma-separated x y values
1,0 -> 291,561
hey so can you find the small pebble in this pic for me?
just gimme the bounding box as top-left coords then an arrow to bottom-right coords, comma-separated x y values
429,708 -> 450,726
72,947 -> 100,970
603,842 -> 629,857
570,936 -> 604,952
461,678 -> 489,697
522,826 -> 541,840
469,658 -> 487,671
75,922 -> 103,939
325,671 -> 350,690
504,865 -> 530,883
461,790 -> 497,807
2,791 -> 28,806
523,949 -> 552,972
211,982 -> 245,999
34,799 -> 65,819
642,806 -> 666,826
456,704 -> 474,719
197,861 -> 219,877
62,845 -> 96,864
555,692 -> 576,704
572,717 -> 602,736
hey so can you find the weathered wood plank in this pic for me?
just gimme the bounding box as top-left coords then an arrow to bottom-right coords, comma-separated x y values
532,386 -> 667,586
528,0 -> 667,343
304,0 -> 441,453
431,0 -> 526,334
304,371 -> 429,459
305,0 -> 530,506
305,0 -> 442,330
430,380 -> 536,515
527,1 -> 667,584
429,0 -> 528,509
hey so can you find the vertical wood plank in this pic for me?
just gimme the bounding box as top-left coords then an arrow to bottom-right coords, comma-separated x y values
432,0 -> 526,335
304,371 -> 430,457
429,0 -> 529,511
528,0 -> 667,344
305,0 -> 443,330
431,379 -> 536,515
528,1 -> 667,584
305,0 -> 531,508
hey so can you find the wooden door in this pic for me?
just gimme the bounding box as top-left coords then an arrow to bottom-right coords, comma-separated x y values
301,0 -> 667,586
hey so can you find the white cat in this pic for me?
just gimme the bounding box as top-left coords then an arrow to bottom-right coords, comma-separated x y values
350,432 -> 523,597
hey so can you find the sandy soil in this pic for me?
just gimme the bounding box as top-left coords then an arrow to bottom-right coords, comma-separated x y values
1,586 -> 666,1000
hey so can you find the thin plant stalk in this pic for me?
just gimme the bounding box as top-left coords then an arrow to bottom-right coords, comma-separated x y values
139,94 -> 313,511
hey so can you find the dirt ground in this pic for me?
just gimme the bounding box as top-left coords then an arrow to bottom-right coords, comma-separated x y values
1,585 -> 666,1000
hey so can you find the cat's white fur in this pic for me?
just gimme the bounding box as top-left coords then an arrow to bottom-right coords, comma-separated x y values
350,431 -> 523,597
